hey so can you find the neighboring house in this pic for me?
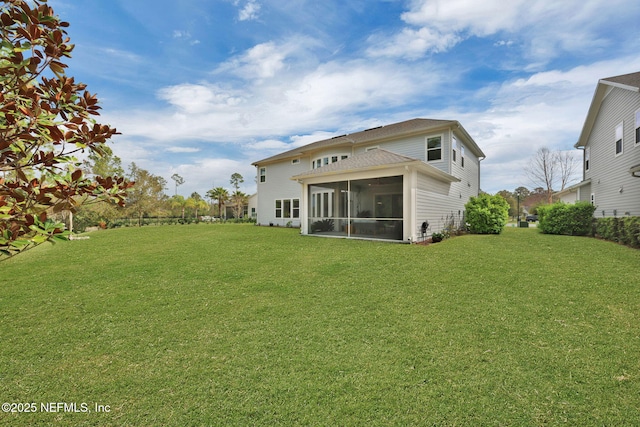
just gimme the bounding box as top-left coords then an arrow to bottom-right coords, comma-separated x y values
252,118 -> 485,242
557,71 -> 640,216
248,193 -> 257,219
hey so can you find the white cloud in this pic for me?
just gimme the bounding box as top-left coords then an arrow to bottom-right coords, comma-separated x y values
368,0 -> 634,62
236,0 -> 261,21
166,147 -> 201,153
457,55 -> 640,193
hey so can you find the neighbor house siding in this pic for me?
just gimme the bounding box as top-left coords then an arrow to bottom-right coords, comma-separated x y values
586,87 -> 640,216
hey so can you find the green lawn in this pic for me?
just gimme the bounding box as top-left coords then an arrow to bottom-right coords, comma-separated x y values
1,225 -> 639,426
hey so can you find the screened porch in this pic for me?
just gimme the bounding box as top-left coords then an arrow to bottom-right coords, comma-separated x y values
308,175 -> 403,241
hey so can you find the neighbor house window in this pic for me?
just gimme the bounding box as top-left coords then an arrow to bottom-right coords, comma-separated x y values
591,193 -> 595,206
585,146 -> 590,171
427,136 -> 442,161
635,109 -> 640,145
615,122 -> 623,156
452,136 -> 457,162
275,199 -> 299,219
259,167 -> 266,183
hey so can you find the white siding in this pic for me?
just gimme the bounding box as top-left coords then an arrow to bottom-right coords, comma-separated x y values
355,134 -> 427,162
255,158 -> 309,226
586,87 -> 640,217
415,173 -> 467,236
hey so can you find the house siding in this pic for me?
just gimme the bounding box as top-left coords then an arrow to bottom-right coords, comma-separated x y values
416,173 -> 469,236
585,87 -> 640,217
255,159 -> 308,226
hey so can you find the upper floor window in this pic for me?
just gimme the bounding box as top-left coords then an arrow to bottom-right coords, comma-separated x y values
259,167 -> 266,183
461,145 -> 465,168
635,109 -> 640,145
585,146 -> 590,171
291,158 -> 300,165
452,136 -> 457,162
312,154 -> 349,169
615,122 -> 623,156
427,136 -> 442,161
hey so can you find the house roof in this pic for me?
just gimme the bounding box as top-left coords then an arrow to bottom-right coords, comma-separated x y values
575,71 -> 640,148
291,148 -> 460,183
253,118 -> 484,165
554,178 -> 592,197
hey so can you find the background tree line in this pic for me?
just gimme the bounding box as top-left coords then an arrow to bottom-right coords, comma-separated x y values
72,152 -> 251,231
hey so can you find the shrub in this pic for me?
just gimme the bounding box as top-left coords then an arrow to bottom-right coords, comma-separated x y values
311,219 -> 335,232
538,202 -> 596,236
465,194 -> 509,234
595,217 -> 640,248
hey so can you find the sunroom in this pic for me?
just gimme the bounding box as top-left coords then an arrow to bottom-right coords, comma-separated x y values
291,149 -> 459,242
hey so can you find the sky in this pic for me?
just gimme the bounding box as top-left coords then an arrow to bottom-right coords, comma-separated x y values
47,0 -> 640,197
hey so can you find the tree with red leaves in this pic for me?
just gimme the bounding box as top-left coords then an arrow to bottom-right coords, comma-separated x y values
0,0 -> 133,258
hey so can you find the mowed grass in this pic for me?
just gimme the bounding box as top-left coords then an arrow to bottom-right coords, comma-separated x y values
1,224 -> 639,426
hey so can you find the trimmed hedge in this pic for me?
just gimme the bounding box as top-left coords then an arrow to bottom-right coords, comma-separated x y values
465,194 -> 509,234
537,202 -> 596,236
595,217 -> 640,248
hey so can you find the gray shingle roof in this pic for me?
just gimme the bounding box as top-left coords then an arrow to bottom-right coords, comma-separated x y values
291,148 -> 459,183
253,118 -> 458,165
601,71 -> 640,91
291,149 -> 418,179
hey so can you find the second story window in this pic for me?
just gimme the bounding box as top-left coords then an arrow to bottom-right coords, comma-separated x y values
615,122 -> 623,156
585,146 -> 590,171
259,167 -> 266,183
427,136 -> 442,161
452,136 -> 457,162
635,109 -> 640,145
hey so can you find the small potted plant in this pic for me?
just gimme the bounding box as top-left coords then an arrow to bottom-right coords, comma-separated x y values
430,232 -> 444,243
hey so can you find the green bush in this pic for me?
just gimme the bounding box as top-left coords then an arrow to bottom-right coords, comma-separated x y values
465,194 -> 509,234
595,217 -> 640,248
538,202 -> 596,236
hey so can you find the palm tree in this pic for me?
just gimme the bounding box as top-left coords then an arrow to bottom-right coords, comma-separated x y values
170,195 -> 186,219
230,190 -> 249,220
206,187 -> 229,219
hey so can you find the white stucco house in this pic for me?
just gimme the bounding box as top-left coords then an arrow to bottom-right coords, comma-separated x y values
252,118 -> 485,242
557,71 -> 640,217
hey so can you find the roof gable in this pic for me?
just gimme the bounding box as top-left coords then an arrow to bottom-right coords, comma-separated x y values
576,71 -> 640,148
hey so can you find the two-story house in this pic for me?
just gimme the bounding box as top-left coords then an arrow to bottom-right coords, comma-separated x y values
557,72 -> 640,217
252,118 -> 485,242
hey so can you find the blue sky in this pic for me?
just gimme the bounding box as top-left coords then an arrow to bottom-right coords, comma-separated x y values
49,0 -> 640,196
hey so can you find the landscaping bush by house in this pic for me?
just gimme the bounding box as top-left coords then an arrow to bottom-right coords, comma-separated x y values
464,193 -> 509,234
595,216 -> 640,248
538,202 -> 596,236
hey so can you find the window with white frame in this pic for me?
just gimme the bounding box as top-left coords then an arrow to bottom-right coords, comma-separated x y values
635,109 -> 640,145
585,146 -> 590,171
452,136 -> 457,162
590,193 -> 595,206
461,145 -> 465,167
292,158 -> 300,164
312,154 -> 350,169
275,198 -> 300,219
615,122 -> 623,156
259,167 -> 266,183
427,136 -> 442,161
